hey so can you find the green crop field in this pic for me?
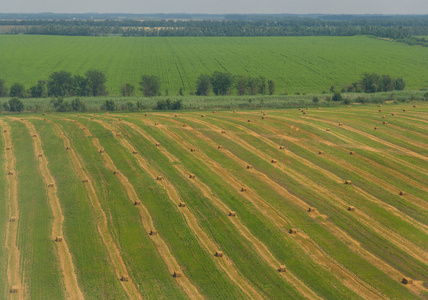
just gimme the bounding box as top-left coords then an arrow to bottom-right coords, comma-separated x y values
1,102 -> 427,299
0,35 -> 427,96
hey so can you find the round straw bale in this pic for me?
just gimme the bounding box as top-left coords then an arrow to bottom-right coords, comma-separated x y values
279,146 -> 285,149
10,287 -> 18,293
271,159 -> 277,163
189,174 -> 196,179
215,251 -> 224,257
229,211 -> 236,217
374,127 -> 378,130
183,124 -> 188,127
190,148 -> 196,152
289,228 -> 297,234
44,118 -> 47,121
403,109 -> 406,112
99,150 -> 105,153
383,121 -> 388,124
132,150 -> 138,154
345,180 -> 352,185
8,171 -> 14,175
317,107 -> 321,109
156,176 -> 163,181
145,114 -> 148,117
55,237 -> 63,242
248,119 -> 251,122
241,187 -> 247,192
378,109 -> 382,112
413,105 -> 416,108
201,115 -> 205,117
382,116 -> 386,118
399,191 -> 406,196
349,151 -> 354,155
134,201 -> 141,206
307,207 -> 316,212
302,111 -> 306,114
150,230 -> 158,235
6,147 -> 11,150
120,276 -> 129,282
3,130 -> 6,132
217,145 -> 223,149
221,130 -> 226,134
173,271 -> 182,278
246,165 -> 253,169
233,110 -> 236,113
348,206 -> 356,211
66,146 -> 71,150
179,202 -> 186,207
155,143 -> 160,147
326,128 -> 331,131
116,133 -> 121,137
278,265 -> 287,272
113,170 -> 119,174
154,122 -> 159,126
261,116 -> 265,119
38,153 -> 43,157
90,117 -> 94,120
9,217 -> 16,222
338,123 -> 343,126
391,113 -> 395,116
48,183 -> 54,187
212,111 -> 216,113
401,278 -> 413,284
82,179 -> 89,183
175,114 -> 178,117
318,151 -> 324,154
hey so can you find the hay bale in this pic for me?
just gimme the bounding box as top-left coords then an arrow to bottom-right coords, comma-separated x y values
145,114 -> 148,117
77,115 -> 81,117
38,153 -> 43,157
212,111 -> 216,113
221,130 -> 226,134
271,159 -> 277,164
6,147 -> 11,150
132,150 -> 138,154
229,211 -> 236,217
3,130 -> 6,132
113,170 -> 119,174
378,109 -> 382,112
173,271 -> 182,278
382,116 -> 386,118
302,111 -> 306,115
116,133 -> 121,137
278,265 -> 287,272
326,128 -> 331,131
241,187 -> 247,192
8,171 -> 14,175
403,109 -> 407,112
338,123 -> 343,126
90,117 -> 94,120
66,147 -> 71,150
374,127 -> 378,130
118,118 -> 122,121
279,146 -> 285,149
349,151 -> 355,155
175,114 -> 178,117
246,165 -> 253,169
150,230 -> 158,235
263,113 -> 267,116
189,174 -> 196,179
154,122 -> 159,126
120,276 -> 129,282
413,105 -> 416,108
179,202 -> 186,207
9,217 -> 16,222
215,251 -> 224,257
42,113 -> 46,116
391,113 -> 395,116
348,206 -> 356,211
289,228 -> 297,234
20,118 -> 24,121
156,176 -> 163,181
134,201 -> 141,206
261,116 -> 265,120
317,107 -> 321,109
345,180 -> 352,185
383,121 -> 388,125
248,120 -> 251,122
378,105 -> 382,107
190,148 -> 196,152
44,118 -> 47,121
399,191 -> 406,196
55,237 -> 63,242
155,143 -> 160,147
233,110 -> 236,113
10,287 -> 18,294
402,278 -> 413,284
201,115 -> 205,117
183,124 -> 188,127
99,150 -> 105,153
48,183 -> 54,187
82,179 -> 89,183
318,151 -> 324,154
218,145 -> 223,149
308,207 -> 316,212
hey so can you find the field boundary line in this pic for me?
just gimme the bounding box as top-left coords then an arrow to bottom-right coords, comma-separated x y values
18,119 -> 84,300
47,117 -> 143,300
0,120 -> 23,300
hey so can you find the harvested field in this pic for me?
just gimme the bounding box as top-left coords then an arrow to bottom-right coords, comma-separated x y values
1,103 -> 427,299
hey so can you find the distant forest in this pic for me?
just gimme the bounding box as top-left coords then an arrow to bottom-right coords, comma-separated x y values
1,14 -> 427,46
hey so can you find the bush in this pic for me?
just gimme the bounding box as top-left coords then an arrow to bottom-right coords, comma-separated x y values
8,97 -> 24,112
312,96 -> 319,103
155,99 -> 183,110
121,83 -> 135,97
423,92 -> 428,101
0,79 -> 9,97
9,83 -> 26,98
71,98 -> 87,112
103,100 -> 116,111
50,97 -> 71,112
332,92 -> 343,102
140,75 -> 161,97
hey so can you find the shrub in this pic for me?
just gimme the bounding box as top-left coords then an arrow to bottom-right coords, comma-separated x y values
8,97 -> 24,112
332,92 -> 343,102
312,97 -> 319,103
71,98 -> 87,112
104,100 -> 116,111
10,83 -> 26,98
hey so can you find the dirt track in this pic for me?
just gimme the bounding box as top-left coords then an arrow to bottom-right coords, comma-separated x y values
1,120 -> 22,300
49,118 -> 143,300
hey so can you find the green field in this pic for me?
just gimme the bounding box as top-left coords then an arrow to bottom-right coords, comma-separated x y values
1,103 -> 427,299
0,35 -> 427,96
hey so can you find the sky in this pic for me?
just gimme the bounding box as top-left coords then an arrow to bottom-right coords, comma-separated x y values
2,0 -> 428,15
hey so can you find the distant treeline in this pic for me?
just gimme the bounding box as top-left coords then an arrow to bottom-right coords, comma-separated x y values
1,16 -> 428,43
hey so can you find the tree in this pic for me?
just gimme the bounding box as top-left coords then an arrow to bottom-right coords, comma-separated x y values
47,71 -> 74,97
196,74 -> 211,96
379,75 -> 395,92
247,76 -> 259,95
235,76 -> 247,95
332,91 -> 343,102
258,76 -> 267,94
121,83 -> 135,96
85,69 -> 107,96
0,79 -> 8,97
30,80 -> 47,98
71,98 -> 87,111
140,75 -> 161,97
104,100 -> 116,111
72,75 -> 90,96
395,77 -> 405,90
359,73 -> 380,93
210,71 -> 234,96
9,83 -> 26,98
8,97 -> 24,112
268,80 -> 276,95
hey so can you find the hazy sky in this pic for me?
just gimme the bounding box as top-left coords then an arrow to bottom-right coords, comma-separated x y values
2,0 -> 428,15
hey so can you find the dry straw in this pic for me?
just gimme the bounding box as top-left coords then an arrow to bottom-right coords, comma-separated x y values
345,180 -> 352,185
307,207 -> 316,212
150,230 -> 158,235
173,271 -> 182,278
10,287 -> 18,294
229,211 -> 236,217
215,251 -> 224,257
402,278 -> 412,284
120,276 -> 129,282
179,202 -> 186,207
134,201 -> 141,206
348,206 -> 356,211
55,237 -> 63,242
289,228 -> 297,234
278,266 -> 287,272
326,128 -> 331,131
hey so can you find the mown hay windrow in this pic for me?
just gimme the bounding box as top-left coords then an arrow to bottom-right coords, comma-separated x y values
55,237 -> 63,242
179,202 -> 186,207
307,207 -> 316,212
173,271 -> 182,278
348,206 -> 356,211
120,276 -> 128,282
289,228 -> 297,234
402,278 -> 413,284
278,265 -> 287,272
229,211 -> 236,217
215,251 -> 224,257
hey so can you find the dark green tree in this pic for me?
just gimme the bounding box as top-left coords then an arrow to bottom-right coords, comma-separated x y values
359,73 -> 380,93
72,75 -> 90,96
210,71 -> 234,96
379,75 -> 395,92
47,71 -> 74,97
395,77 -> 406,90
235,76 -> 247,95
8,97 -> 24,112
140,75 -> 161,97
85,69 -> 107,96
258,76 -> 267,94
268,80 -> 276,95
121,83 -> 135,96
247,76 -> 259,95
104,100 -> 116,111
71,98 -> 87,111
30,80 -> 47,98
332,91 -> 343,101
0,79 -> 8,97
9,83 -> 26,98
195,74 -> 212,96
